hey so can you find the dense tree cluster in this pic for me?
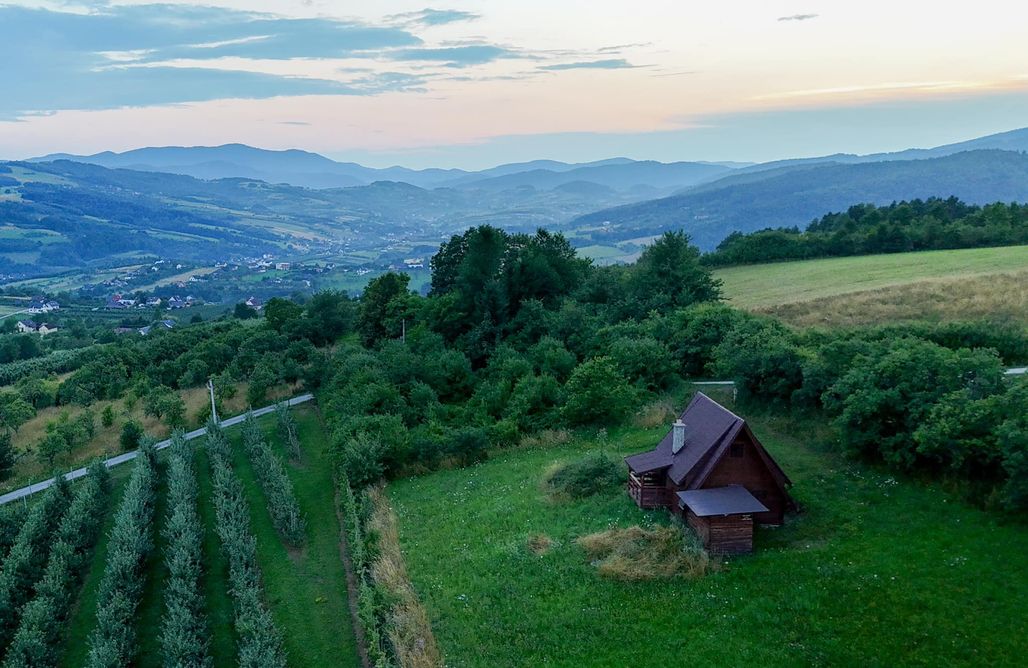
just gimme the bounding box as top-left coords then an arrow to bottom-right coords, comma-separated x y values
704,198 -> 1028,266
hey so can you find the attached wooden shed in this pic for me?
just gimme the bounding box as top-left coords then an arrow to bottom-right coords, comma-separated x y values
625,393 -> 794,553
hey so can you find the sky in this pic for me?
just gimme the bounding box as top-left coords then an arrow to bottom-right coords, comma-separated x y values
0,0 -> 1027,169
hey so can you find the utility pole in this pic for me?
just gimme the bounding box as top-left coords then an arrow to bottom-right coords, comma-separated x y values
401,318 -> 406,344
207,378 -> 219,425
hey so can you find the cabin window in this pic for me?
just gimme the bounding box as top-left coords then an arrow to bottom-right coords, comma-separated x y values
730,442 -> 745,458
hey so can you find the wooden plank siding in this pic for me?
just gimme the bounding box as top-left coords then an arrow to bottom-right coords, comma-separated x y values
701,434 -> 787,525
686,511 -> 754,555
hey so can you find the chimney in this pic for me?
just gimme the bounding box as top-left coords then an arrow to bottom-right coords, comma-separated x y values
672,419 -> 686,454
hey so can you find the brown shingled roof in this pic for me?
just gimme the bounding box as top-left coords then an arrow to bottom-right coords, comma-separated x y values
624,392 -> 791,491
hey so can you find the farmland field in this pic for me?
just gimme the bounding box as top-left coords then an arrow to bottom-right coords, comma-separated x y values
49,404 -> 360,667
386,391 -> 1028,667
714,245 -> 1028,310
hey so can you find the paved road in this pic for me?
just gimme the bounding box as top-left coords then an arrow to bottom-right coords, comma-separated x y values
0,309 -> 30,321
0,393 -> 314,506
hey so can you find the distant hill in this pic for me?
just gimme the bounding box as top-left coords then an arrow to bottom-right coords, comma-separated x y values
0,158 -> 678,278
572,150 -> 1028,250
28,145 -> 732,194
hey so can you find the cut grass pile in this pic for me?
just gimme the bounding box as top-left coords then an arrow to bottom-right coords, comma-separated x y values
577,524 -> 716,580
714,244 -> 1028,310
386,404 -> 1028,667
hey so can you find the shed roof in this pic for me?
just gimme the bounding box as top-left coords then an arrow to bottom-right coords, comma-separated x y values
677,485 -> 769,517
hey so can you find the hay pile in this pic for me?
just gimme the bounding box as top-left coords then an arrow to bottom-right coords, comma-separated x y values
577,525 -> 718,580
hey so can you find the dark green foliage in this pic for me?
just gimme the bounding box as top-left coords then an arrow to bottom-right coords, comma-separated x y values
159,433 -> 211,668
119,420 -> 143,451
2,462 -> 109,668
0,432 -> 14,482
240,414 -> 305,546
0,475 -> 71,653
0,505 -> 25,562
358,272 -> 412,347
621,231 -> 722,318
705,197 -> 1028,266
86,441 -> 158,668
234,303 -> 259,320
0,394 -> 34,434
204,424 -> 287,668
562,357 -> 638,426
824,338 -> 1005,469
712,318 -> 805,402
544,452 -> 624,498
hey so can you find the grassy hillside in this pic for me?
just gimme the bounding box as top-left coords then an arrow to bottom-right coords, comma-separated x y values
715,245 -> 1028,325
386,393 -> 1028,667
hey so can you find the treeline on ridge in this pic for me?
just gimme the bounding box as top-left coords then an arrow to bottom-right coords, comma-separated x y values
703,197 -> 1028,266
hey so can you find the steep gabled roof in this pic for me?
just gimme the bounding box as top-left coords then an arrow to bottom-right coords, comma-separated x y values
625,393 -> 791,492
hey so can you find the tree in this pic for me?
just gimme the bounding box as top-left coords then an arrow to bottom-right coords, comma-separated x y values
0,392 -> 35,433
37,431 -> 68,466
304,291 -> 355,345
247,365 -> 277,406
357,272 -> 411,346
234,302 -> 258,320
0,431 -> 14,481
120,420 -> 144,451
264,298 -> 304,332
101,404 -> 115,428
160,394 -> 187,429
562,357 -> 637,426
623,231 -> 722,318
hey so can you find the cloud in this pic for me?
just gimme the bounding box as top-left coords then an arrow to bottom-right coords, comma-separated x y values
777,14 -> 819,22
0,4 -> 431,118
539,59 -> 636,71
388,45 -> 518,67
388,8 -> 481,27
596,43 -> 653,53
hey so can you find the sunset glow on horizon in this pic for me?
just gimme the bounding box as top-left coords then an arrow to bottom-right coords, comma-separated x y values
2,1 -> 1026,167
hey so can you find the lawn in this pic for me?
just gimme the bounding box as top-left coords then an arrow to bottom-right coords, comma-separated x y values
714,245 -> 1028,309
387,393 -> 1028,667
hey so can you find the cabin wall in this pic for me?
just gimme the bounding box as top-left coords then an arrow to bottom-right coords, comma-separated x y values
703,434 -> 787,524
627,470 -> 670,509
685,511 -> 754,554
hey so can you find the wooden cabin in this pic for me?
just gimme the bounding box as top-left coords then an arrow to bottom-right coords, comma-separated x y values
625,393 -> 793,554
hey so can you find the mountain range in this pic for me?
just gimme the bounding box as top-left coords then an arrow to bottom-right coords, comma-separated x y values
4,127 -> 1027,278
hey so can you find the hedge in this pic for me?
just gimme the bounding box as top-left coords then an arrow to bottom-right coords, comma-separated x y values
205,423 -> 287,668
241,414 -> 305,546
86,441 -> 158,667
2,462 -> 109,667
159,432 -> 211,668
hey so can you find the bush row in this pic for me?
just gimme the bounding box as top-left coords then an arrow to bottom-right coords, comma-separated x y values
338,477 -> 394,668
205,424 -> 287,668
86,441 -> 158,668
241,414 -> 305,547
0,348 -> 93,386
0,475 -> 72,653
2,462 -> 109,667
159,433 -> 211,668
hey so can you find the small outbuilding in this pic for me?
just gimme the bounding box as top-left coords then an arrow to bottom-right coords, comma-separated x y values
625,393 -> 794,554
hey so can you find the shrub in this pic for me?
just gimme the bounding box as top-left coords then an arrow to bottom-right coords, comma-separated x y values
159,433 -> 211,668
86,441 -> 158,667
0,431 -> 15,481
544,452 -> 624,499
561,357 -> 638,426
101,405 -> 115,428
241,414 -> 305,546
119,420 -> 144,452
577,524 -> 717,580
205,424 -> 287,668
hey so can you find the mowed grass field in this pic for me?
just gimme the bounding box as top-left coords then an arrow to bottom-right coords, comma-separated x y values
58,405 -> 360,667
387,393 -> 1028,667
714,245 -> 1028,325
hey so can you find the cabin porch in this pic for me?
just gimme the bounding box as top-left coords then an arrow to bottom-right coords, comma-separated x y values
627,470 -> 670,509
